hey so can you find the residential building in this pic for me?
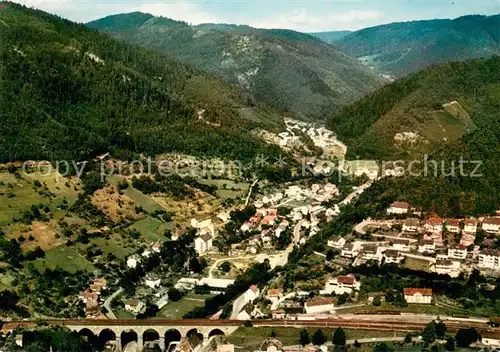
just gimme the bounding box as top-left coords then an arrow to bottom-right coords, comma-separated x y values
327,236 -> 346,249
124,299 -> 144,314
93,278 -> 107,290
320,275 -> 360,295
403,288 -> 432,304
341,243 -> 359,259
79,289 -> 98,304
434,259 -> 460,277
142,249 -> 152,258
384,249 -> 404,264
483,217 -> 500,234
367,292 -> 386,304
85,297 -> 100,318
266,289 -> 282,304
285,185 -> 302,197
425,218 -> 443,233
478,249 -> 500,270
145,274 -> 161,289
325,205 -> 341,219
240,222 -> 251,233
304,298 -> 335,314
445,219 -> 461,233
392,238 -> 411,252
259,339 -> 284,352
403,218 -> 420,233
198,278 -> 235,294
231,285 -> 260,319
127,254 -> 141,269
324,183 -> 338,195
194,233 -> 213,255
271,310 -> 286,320
361,244 -> 383,263
191,216 -> 212,229
435,249 -> 449,261
151,241 -> 162,253
460,233 -> 476,247
463,219 -> 478,234
418,239 -> 436,254
482,334 -> 500,347
387,201 -> 410,215
448,245 -> 468,260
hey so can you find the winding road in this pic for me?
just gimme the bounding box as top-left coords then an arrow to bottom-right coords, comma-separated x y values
103,287 -> 123,319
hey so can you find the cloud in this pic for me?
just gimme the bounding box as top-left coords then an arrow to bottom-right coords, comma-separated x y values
332,10 -> 383,24
252,8 -> 385,32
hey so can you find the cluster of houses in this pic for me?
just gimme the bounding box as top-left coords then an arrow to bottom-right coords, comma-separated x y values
79,278 -> 107,318
276,118 -> 344,154
126,241 -> 163,268
327,201 -> 500,276
235,183 -> 341,252
267,281 -> 434,318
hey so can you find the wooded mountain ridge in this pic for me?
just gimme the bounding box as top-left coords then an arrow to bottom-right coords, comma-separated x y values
88,12 -> 386,120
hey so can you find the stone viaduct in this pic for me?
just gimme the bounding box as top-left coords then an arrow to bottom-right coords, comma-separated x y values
4,319 -> 241,351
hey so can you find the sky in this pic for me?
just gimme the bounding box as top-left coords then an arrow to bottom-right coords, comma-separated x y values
11,0 -> 500,32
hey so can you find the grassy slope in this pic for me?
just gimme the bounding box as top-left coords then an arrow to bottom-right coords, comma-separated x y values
327,56 -> 500,160
0,3 -> 284,162
335,14 -> 500,77
87,13 -> 386,120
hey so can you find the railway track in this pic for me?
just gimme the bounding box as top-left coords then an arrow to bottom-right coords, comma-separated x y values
3,317 -> 499,336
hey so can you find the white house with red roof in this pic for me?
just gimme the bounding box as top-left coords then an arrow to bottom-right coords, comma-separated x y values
403,288 -> 432,304
425,217 -> 443,233
387,201 -> 410,215
483,217 -> 500,234
463,219 -> 478,234
445,219 -> 461,233
320,275 -> 360,295
304,298 -> 335,314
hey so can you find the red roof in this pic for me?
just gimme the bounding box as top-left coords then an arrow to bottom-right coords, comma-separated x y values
337,276 -> 355,285
445,219 -> 461,226
306,298 -> 334,307
391,201 -> 410,209
484,217 -> 500,225
464,219 -> 478,226
262,215 -> 276,225
267,289 -> 282,297
403,288 -> 432,296
426,217 -> 442,226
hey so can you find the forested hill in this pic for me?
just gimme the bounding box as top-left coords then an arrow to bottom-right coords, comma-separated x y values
88,13 -> 387,120
358,119 -> 500,217
334,14 -> 500,78
0,3 -> 285,162
327,56 -> 500,160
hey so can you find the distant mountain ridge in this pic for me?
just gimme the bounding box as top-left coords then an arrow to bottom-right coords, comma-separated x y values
334,14 -> 500,77
88,12 -> 386,120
